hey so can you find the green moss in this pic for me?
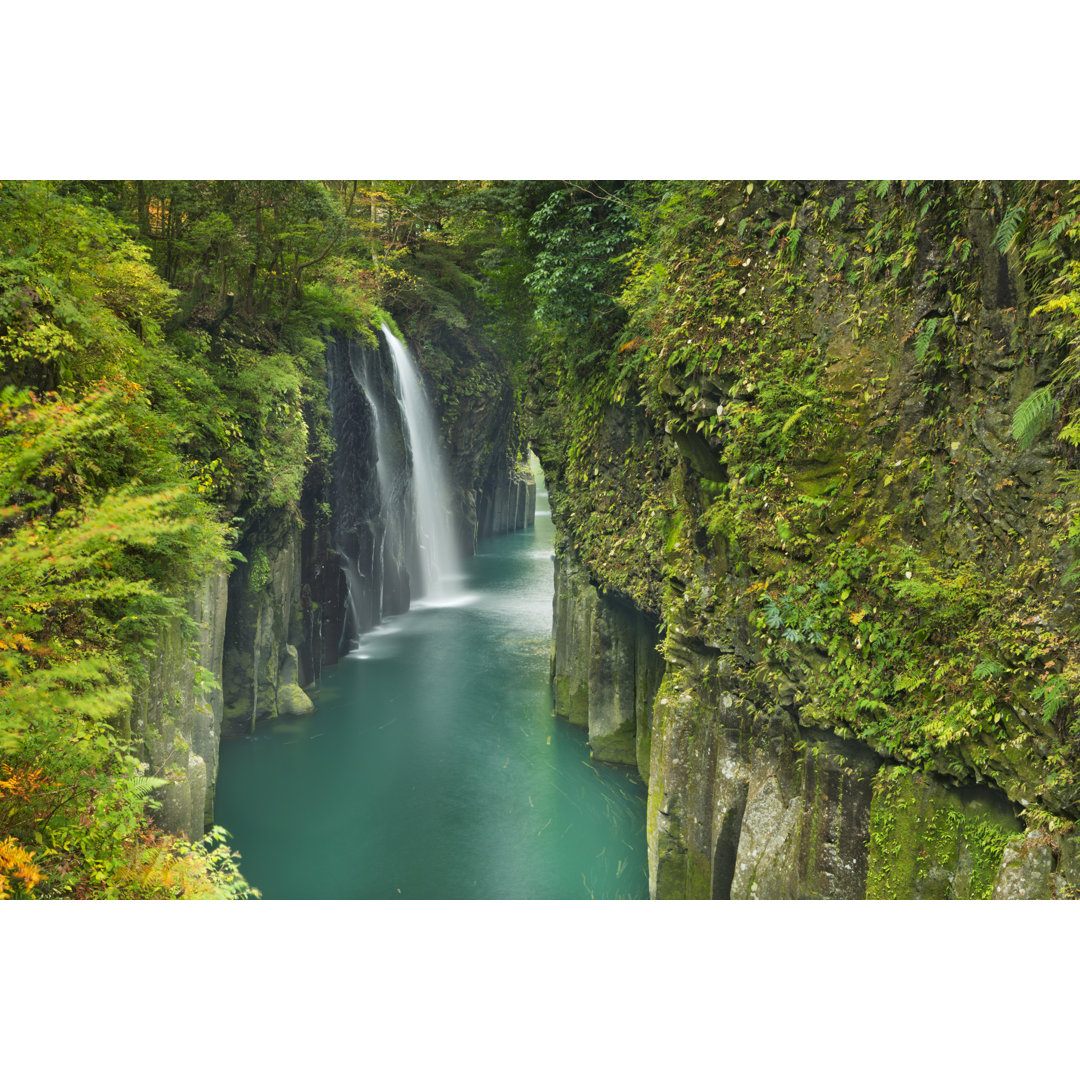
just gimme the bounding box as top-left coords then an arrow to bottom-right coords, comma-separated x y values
684,848 -> 712,899
798,747 -> 828,895
248,548 -> 271,594
552,674 -> 570,718
867,767 -> 1019,898
568,683 -> 589,728
662,511 -> 686,556
590,728 -> 637,766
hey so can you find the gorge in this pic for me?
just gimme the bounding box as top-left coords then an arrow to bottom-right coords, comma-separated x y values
3,180 -> 1080,901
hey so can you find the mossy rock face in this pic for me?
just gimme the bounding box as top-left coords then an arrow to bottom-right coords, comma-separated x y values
728,729 -> 881,900
552,674 -> 572,719
569,684 -> 590,729
128,568 -> 230,838
222,520 -> 305,733
586,593 -> 641,765
867,768 -> 1022,899
790,457 -> 847,498
530,181 -> 1080,872
1049,835 -> 1080,898
589,728 -> 637,767
644,643 -> 885,899
647,671 -> 696,899
551,555 -> 596,728
987,830 -> 1080,898
991,832 -> 1056,899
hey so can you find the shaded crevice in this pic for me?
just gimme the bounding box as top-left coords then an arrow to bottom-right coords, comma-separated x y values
712,794 -> 747,899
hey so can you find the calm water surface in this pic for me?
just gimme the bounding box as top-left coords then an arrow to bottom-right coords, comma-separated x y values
215,470 -> 648,899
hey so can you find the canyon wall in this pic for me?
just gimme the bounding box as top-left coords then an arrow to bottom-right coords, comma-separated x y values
535,182 -> 1080,898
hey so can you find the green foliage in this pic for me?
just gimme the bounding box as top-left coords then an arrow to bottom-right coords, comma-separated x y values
1004,183 -> 1080,449
973,658 -> 1006,681
914,317 -> 939,365
523,185 -> 634,331
0,384 -> 228,778
0,180 -> 179,392
0,183 -> 252,899
222,346 -> 309,516
994,203 -> 1027,254
1012,384 -> 1057,449
866,768 -> 1015,899
760,589 -> 825,647
248,547 -> 271,593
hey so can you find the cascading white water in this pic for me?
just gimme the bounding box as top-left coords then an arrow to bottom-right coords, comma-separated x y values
381,324 -> 462,599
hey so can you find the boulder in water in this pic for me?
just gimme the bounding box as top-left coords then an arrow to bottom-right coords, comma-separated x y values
278,645 -> 315,716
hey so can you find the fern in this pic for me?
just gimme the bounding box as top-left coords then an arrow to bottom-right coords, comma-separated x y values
914,317 -> 939,364
1012,385 -> 1056,449
1059,418 -> 1080,447
1033,679 -> 1070,724
973,658 -> 1005,680
1062,559 -> 1080,589
829,196 -> 844,221
893,671 -> 928,693
782,402 -> 813,434
1049,212 -> 1076,244
994,204 -> 1027,255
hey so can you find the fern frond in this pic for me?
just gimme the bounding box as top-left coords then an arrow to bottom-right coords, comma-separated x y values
1049,212 -> 1076,244
973,658 -> 1005,680
1059,418 -> 1080,447
914,317 -> 938,364
1042,687 -> 1069,724
1012,385 -> 1057,449
128,775 -> 168,798
995,204 -> 1027,255
781,403 -> 813,434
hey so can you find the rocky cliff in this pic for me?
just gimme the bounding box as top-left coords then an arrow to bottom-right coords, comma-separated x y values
129,570 -> 229,837
532,181 -> 1080,898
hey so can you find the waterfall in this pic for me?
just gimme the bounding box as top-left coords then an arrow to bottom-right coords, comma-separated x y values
327,328 -> 461,653
381,324 -> 462,599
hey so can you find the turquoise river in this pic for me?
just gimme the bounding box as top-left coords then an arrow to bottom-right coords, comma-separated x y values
215,469 -> 649,899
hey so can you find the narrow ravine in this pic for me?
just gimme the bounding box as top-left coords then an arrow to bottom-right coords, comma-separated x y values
215,463 -> 649,899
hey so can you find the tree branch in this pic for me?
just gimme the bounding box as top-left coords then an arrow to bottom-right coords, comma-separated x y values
296,180 -> 359,274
